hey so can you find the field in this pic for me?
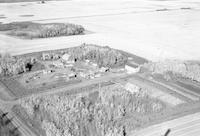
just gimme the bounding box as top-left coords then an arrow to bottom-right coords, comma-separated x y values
0,0 -> 200,61
0,0 -> 61,3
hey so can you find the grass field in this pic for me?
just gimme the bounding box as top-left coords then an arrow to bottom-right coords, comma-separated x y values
0,0 -> 63,3
0,0 -> 200,61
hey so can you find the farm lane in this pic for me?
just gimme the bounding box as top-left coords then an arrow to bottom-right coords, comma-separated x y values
131,112 -> 200,136
18,73 -> 129,99
0,94 -> 37,136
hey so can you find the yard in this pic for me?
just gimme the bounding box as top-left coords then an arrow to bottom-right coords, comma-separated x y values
0,44 -> 129,98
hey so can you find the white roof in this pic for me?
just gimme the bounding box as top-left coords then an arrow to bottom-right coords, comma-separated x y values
125,82 -> 140,93
62,54 -> 70,61
125,65 -> 138,74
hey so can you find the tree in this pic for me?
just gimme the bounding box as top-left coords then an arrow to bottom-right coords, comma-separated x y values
41,0 -> 45,4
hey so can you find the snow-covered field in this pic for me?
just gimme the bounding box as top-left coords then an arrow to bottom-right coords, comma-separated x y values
0,0 -> 200,61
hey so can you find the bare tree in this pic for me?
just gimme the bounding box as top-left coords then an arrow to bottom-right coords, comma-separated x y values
41,0 -> 45,4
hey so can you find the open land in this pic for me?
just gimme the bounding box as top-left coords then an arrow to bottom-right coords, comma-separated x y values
0,0 -> 64,3
0,0 -> 200,61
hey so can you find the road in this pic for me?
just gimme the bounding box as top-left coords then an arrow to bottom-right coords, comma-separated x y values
131,112 -> 200,136
0,99 -> 37,136
0,82 -> 38,136
117,74 -> 198,103
151,77 -> 200,101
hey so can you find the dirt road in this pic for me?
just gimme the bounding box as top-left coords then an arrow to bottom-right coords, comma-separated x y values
18,72 -> 128,99
0,87 -> 37,136
131,112 -> 200,136
0,100 -> 37,136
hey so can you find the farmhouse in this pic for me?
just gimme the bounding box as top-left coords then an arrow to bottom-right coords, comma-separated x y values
62,54 -> 74,64
125,65 -> 139,74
